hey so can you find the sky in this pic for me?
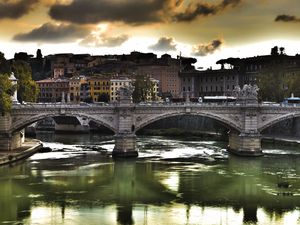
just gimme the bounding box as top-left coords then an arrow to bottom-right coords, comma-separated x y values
0,0 -> 300,69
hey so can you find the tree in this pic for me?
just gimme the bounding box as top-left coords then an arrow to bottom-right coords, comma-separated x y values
132,74 -> 155,103
284,71 -> 300,97
0,74 -> 14,115
0,52 -> 10,74
257,62 -> 295,102
271,46 -> 279,56
279,47 -> 285,55
36,49 -> 43,60
11,60 -> 39,103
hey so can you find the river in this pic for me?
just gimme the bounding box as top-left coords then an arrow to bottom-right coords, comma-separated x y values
0,133 -> 300,225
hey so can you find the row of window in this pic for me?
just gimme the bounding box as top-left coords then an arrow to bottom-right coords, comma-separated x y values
89,81 -> 110,86
200,85 -> 235,92
200,76 -> 236,83
40,88 -> 69,92
38,83 -> 68,87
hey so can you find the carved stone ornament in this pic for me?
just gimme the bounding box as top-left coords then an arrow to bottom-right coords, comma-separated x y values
117,86 -> 134,98
233,84 -> 259,99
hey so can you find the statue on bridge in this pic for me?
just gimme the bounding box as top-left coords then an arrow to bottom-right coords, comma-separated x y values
117,86 -> 134,105
233,84 -> 259,104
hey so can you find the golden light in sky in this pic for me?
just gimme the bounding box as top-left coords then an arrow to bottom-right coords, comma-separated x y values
0,0 -> 300,68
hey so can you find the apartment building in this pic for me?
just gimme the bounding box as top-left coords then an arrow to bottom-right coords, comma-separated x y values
88,76 -> 111,102
135,54 -> 181,98
110,78 -> 132,102
69,76 -> 87,102
36,78 -> 69,102
180,69 -> 239,97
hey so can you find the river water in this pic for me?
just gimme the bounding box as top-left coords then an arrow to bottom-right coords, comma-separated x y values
1,133 -> 300,225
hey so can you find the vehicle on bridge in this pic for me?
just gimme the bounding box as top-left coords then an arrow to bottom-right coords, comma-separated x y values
203,96 -> 236,104
282,96 -> 300,106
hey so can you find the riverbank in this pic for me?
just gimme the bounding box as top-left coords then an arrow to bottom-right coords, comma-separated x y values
0,140 -> 43,166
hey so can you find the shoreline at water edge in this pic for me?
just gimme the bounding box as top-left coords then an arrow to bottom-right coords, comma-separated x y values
0,140 -> 43,166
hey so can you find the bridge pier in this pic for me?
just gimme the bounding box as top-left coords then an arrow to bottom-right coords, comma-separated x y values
112,134 -> 138,158
0,131 -> 24,151
112,86 -> 138,158
228,131 -> 263,156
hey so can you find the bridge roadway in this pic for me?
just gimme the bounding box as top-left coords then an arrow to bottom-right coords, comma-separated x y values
1,99 -> 300,157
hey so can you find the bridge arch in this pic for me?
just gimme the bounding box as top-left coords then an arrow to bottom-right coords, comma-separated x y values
135,112 -> 242,133
10,113 -> 117,134
258,113 -> 299,132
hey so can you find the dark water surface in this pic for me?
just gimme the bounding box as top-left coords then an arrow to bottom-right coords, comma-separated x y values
1,133 -> 300,225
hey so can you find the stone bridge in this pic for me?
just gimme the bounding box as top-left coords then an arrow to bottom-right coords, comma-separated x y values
1,86 -> 300,157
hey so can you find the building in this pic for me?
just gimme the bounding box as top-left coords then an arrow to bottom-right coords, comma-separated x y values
110,77 -> 132,102
69,76 -> 87,102
180,69 -> 239,98
217,48 -> 300,87
49,53 -> 91,78
147,78 -> 160,101
87,76 -> 111,102
53,65 -> 65,79
135,54 -> 182,98
36,78 -> 69,102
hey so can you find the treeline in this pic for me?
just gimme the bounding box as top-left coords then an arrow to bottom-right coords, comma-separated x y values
0,52 -> 38,114
257,61 -> 300,102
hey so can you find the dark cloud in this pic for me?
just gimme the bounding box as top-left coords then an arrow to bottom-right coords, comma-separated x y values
49,0 -> 178,25
80,33 -> 129,47
48,0 -> 243,25
13,23 -> 90,43
0,0 -> 38,19
174,0 -> 242,22
193,39 -> 223,56
275,14 -> 300,22
149,37 -> 177,51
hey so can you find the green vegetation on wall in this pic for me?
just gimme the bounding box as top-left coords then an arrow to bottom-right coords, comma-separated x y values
11,60 -> 39,103
132,74 -> 156,103
0,74 -> 14,115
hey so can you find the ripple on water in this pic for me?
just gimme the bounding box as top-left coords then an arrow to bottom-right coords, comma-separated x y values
12,175 -> 29,180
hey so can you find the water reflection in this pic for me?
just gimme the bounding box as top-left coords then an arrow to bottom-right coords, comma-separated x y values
0,134 -> 300,224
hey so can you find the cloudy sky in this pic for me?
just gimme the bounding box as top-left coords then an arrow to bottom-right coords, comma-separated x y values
0,0 -> 300,68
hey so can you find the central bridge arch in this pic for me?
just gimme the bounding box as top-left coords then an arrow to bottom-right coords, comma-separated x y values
135,111 -> 242,133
